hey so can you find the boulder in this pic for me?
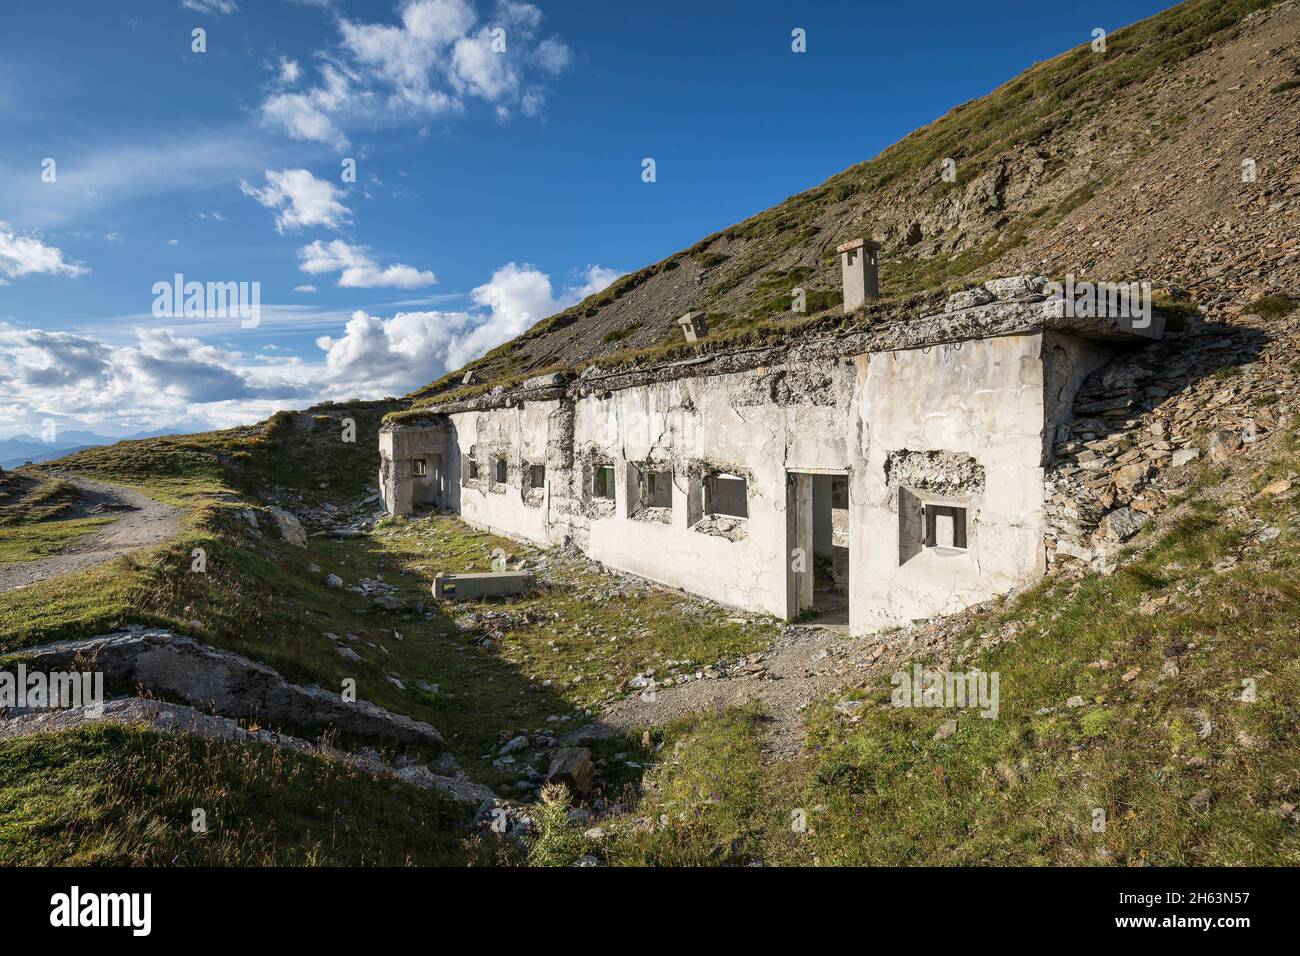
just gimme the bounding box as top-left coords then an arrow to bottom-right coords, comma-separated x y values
12,629 -> 443,747
982,275 -> 1045,299
1096,507 -> 1150,542
267,506 -> 307,547
1113,461 -> 1151,493
1206,430 -> 1242,464
546,746 -> 595,796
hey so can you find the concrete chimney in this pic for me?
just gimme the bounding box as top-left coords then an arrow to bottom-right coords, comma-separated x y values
677,311 -> 708,342
837,238 -> 880,312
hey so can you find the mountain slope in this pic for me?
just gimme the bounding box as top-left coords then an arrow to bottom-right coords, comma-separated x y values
408,0 -> 1297,408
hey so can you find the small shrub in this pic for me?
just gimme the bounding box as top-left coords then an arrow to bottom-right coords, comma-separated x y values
1254,295 -> 1296,320
526,783 -> 588,867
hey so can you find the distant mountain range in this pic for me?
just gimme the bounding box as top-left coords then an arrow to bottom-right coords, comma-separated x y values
0,429 -> 176,470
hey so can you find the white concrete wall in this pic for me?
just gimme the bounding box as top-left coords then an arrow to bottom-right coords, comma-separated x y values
379,425 -> 449,514
570,367 -> 853,617
851,332 -> 1049,631
449,402 -> 558,547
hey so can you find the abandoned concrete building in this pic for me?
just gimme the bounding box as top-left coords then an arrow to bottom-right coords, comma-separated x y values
380,247 -> 1163,635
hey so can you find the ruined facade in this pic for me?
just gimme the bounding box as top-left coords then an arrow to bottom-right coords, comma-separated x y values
381,269 -> 1162,635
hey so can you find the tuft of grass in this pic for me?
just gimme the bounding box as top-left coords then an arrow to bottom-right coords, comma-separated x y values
1253,295 -> 1297,320
604,705 -> 770,867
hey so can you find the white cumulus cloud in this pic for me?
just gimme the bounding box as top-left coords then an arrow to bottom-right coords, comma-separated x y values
0,223 -> 88,280
0,262 -> 619,435
298,239 -> 437,289
240,168 -> 352,233
258,0 -> 572,147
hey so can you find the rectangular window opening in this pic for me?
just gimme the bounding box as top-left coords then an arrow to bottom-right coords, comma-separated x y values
593,464 -> 615,500
642,469 -> 672,508
706,474 -> 748,519
924,504 -> 968,551
412,458 -> 427,477
529,464 -> 546,489
494,458 -> 508,484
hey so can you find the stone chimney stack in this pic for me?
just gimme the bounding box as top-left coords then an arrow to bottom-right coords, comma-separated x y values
677,311 -> 708,342
837,238 -> 880,312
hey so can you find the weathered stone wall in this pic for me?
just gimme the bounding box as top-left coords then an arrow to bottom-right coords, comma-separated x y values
379,422 -> 451,515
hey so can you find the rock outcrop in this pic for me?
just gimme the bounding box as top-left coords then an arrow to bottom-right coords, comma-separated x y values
5,628 -> 444,748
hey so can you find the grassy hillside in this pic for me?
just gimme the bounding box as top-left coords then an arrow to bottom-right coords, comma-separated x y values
0,473 -> 111,567
0,474 -> 773,793
55,398 -> 394,515
554,427 -> 1300,866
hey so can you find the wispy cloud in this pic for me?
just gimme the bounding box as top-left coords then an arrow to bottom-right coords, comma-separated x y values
180,0 -> 239,14
0,126 -> 310,227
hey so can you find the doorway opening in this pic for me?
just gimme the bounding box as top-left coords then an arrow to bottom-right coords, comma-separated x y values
787,470 -> 850,626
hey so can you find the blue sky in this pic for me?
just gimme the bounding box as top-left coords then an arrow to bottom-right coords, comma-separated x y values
0,0 -> 1173,438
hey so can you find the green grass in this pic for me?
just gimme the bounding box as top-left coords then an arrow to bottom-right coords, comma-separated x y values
1253,295 -> 1297,320
0,492 -> 775,791
0,516 -> 112,567
0,724 -> 496,866
55,399 -> 393,513
0,471 -> 113,567
0,472 -> 80,525
602,705 -> 771,867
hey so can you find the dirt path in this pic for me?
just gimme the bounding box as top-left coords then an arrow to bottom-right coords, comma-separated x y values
568,614 -> 977,759
0,477 -> 182,592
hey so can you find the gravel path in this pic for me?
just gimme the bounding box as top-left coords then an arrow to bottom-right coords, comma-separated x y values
0,477 -> 182,592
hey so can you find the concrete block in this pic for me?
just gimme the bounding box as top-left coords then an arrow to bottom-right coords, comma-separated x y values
677,311 -> 708,342
433,570 -> 535,600
837,238 -> 880,312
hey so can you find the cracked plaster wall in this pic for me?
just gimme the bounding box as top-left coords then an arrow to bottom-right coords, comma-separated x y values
852,332 -> 1050,631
